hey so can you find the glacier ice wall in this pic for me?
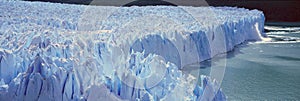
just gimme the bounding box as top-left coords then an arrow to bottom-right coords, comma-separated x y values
0,0 -> 265,101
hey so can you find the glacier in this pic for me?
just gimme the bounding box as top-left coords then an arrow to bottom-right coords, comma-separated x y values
0,0 -> 265,101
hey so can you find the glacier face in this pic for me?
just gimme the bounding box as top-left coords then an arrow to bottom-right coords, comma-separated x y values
0,0 -> 265,101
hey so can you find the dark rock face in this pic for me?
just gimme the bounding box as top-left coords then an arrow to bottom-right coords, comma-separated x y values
123,0 -> 177,6
25,0 -> 93,5
25,0 -> 177,6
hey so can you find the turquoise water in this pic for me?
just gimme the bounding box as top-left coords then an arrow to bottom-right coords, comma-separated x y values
198,26 -> 300,100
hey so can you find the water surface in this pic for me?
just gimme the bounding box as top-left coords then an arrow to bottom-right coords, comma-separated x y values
198,26 -> 300,100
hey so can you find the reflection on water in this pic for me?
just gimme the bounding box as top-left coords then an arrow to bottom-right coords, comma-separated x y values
192,25 -> 300,100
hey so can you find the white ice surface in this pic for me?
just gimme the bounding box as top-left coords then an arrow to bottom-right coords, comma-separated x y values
0,0 -> 265,101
